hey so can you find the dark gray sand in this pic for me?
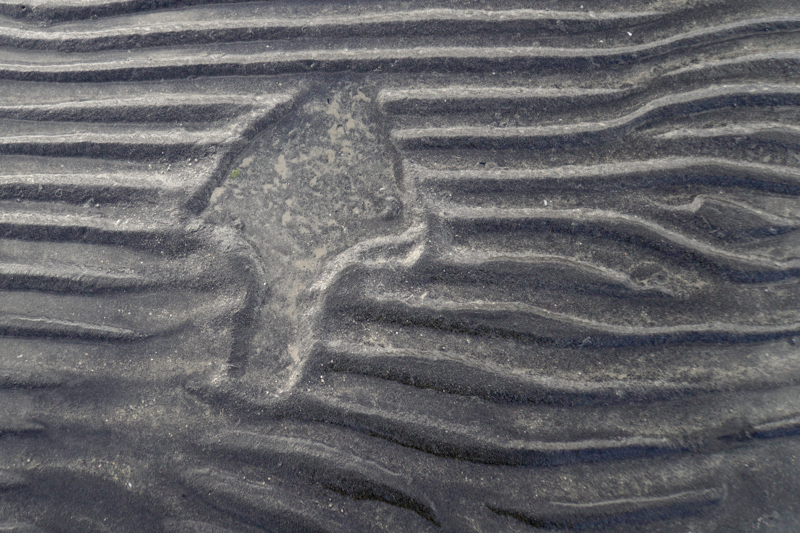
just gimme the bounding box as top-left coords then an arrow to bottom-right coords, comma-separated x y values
1,1 -> 800,531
